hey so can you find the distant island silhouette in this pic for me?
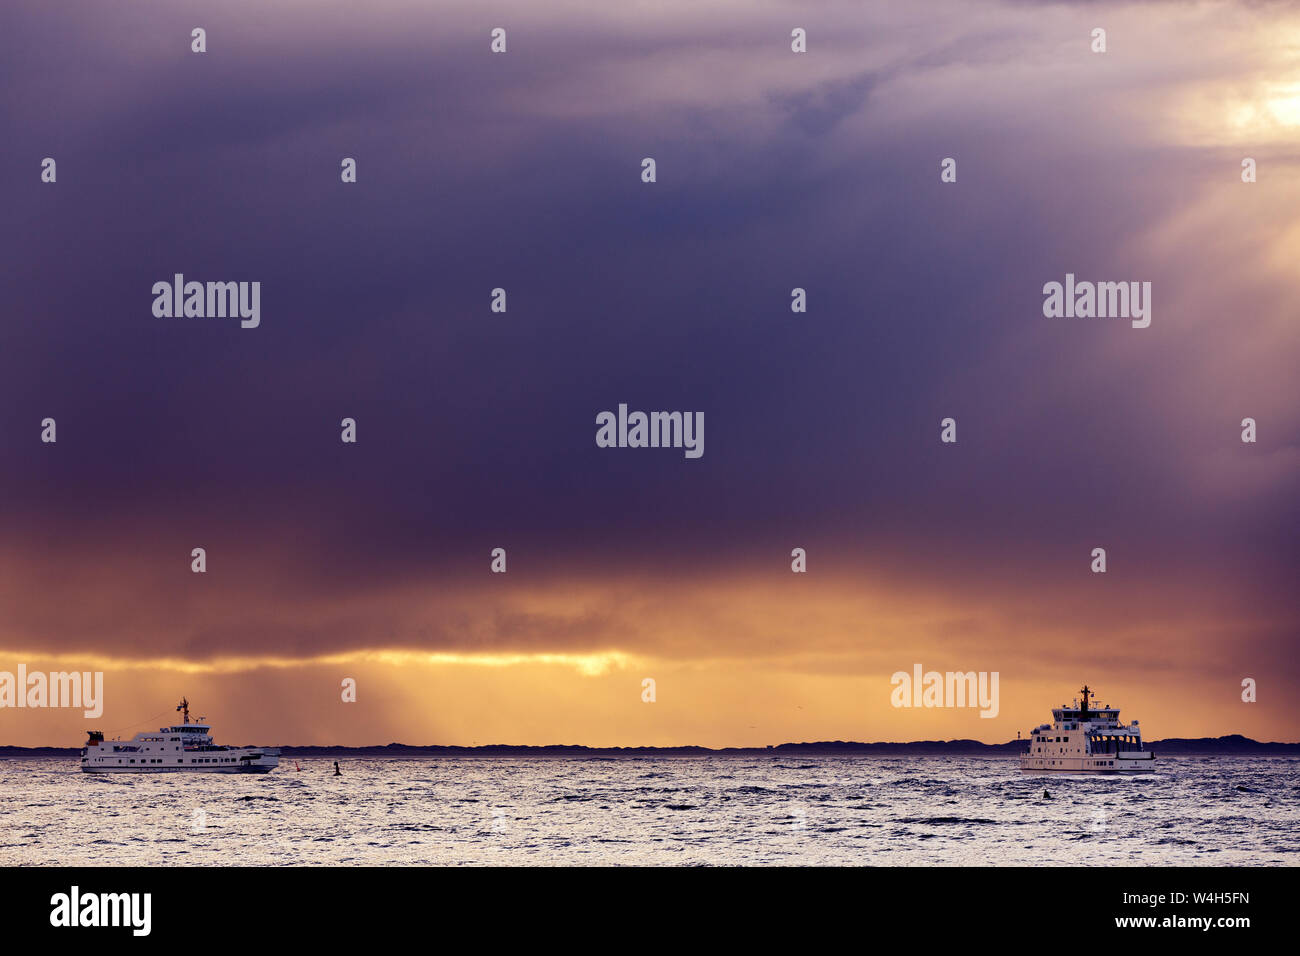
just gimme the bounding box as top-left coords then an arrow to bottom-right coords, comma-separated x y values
3,734 -> 1296,757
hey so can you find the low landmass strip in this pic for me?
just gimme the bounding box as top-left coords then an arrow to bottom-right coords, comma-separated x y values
1,734 -> 1295,758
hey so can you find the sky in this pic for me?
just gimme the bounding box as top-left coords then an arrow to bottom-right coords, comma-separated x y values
1,0 -> 1297,747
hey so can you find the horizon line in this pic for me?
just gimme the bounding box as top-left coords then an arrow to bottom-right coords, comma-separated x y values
5,733 -> 1298,752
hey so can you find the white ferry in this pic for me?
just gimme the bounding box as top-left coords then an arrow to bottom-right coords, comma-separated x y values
81,698 -> 280,773
1020,685 -> 1154,773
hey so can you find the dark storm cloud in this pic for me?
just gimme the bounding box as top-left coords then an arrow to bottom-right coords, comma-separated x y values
770,71 -> 881,135
0,0 -> 1296,664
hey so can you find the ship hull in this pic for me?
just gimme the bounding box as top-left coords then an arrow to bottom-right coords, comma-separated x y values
82,749 -> 279,773
1020,752 -> 1154,773
81,765 -> 277,773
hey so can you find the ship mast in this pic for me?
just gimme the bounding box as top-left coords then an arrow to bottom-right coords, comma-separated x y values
177,697 -> 190,725
1079,684 -> 1091,720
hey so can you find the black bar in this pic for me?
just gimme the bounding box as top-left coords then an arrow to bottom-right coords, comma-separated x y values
2,865 -> 1275,943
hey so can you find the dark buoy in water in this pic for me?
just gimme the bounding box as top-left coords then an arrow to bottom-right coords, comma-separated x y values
1043,789 -> 1051,799
333,760 -> 341,776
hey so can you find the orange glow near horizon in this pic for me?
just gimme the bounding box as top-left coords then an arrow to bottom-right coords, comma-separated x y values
0,652 -> 1291,749
1,562 -> 1293,747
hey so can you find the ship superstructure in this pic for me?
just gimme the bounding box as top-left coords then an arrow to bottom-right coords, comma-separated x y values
1019,685 -> 1154,773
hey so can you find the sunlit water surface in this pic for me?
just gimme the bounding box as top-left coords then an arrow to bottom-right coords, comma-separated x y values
2,755 -> 1295,865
